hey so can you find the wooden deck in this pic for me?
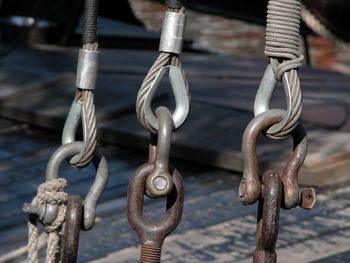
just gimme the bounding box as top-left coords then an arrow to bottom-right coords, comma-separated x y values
0,118 -> 350,262
1,46 -> 350,186
1,5 -> 350,262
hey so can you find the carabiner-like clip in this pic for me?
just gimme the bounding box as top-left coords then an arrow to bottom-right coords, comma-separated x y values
145,106 -> 174,198
254,64 -> 301,139
239,109 -> 307,208
127,162 -> 184,262
44,142 -> 108,230
144,65 -> 190,132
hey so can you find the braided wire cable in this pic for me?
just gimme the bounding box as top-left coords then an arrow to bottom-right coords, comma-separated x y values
264,0 -> 304,138
82,0 -> 99,44
70,42 -> 98,168
165,0 -> 183,11
136,6 -> 189,133
136,52 -> 171,132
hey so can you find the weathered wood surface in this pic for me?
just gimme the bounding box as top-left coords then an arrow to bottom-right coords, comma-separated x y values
0,116 -> 350,262
1,46 -> 350,186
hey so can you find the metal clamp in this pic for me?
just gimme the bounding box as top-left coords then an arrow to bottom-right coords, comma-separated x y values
144,65 -> 190,131
146,107 -> 174,198
127,162 -> 184,256
76,49 -> 99,90
254,64 -> 300,138
239,109 -> 308,208
159,10 -> 186,54
28,142 -> 108,230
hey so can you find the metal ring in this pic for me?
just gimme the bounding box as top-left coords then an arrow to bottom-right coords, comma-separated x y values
144,65 -> 190,131
254,64 -> 295,138
239,109 -> 307,206
145,107 -> 174,198
45,142 -> 109,230
127,162 -> 184,248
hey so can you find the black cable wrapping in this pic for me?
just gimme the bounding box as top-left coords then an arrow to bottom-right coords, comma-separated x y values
82,0 -> 99,44
165,0 -> 183,10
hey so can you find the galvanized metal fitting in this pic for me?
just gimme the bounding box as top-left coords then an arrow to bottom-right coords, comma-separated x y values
23,202 -> 58,225
76,48 -> 99,90
159,10 -> 186,54
240,109 -> 307,208
146,107 -> 174,198
144,65 -> 190,131
45,142 -> 108,230
127,162 -> 184,249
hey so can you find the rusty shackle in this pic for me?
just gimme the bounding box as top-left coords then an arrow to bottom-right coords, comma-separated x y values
239,109 -> 307,208
253,171 -> 282,263
127,162 -> 184,262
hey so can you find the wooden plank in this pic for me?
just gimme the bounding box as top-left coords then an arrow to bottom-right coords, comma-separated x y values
2,47 -> 350,187
189,77 -> 350,128
0,73 -> 152,130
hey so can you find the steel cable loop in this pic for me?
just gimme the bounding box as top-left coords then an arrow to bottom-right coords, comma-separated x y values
136,6 -> 189,134
264,0 -> 304,138
136,53 -> 190,133
68,42 -> 98,168
136,52 -> 171,132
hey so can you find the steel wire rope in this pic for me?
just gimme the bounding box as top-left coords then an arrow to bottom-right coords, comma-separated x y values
70,0 -> 99,167
264,0 -> 304,138
136,2 -> 189,133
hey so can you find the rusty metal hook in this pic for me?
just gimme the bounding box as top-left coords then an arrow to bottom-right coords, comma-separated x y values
239,109 -> 307,208
127,162 -> 184,263
253,171 -> 282,263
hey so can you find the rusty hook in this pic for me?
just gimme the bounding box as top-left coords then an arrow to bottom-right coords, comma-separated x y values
127,162 -> 184,263
253,171 -> 282,263
239,109 -> 307,208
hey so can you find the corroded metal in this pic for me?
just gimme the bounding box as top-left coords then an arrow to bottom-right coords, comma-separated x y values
239,109 -> 308,208
253,171 -> 282,263
299,188 -> 317,210
127,162 -> 184,263
62,195 -> 83,263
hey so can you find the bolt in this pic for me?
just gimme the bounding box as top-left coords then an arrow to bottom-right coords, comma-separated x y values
22,203 -> 58,224
298,188 -> 316,210
153,176 -> 168,191
23,203 -> 44,219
